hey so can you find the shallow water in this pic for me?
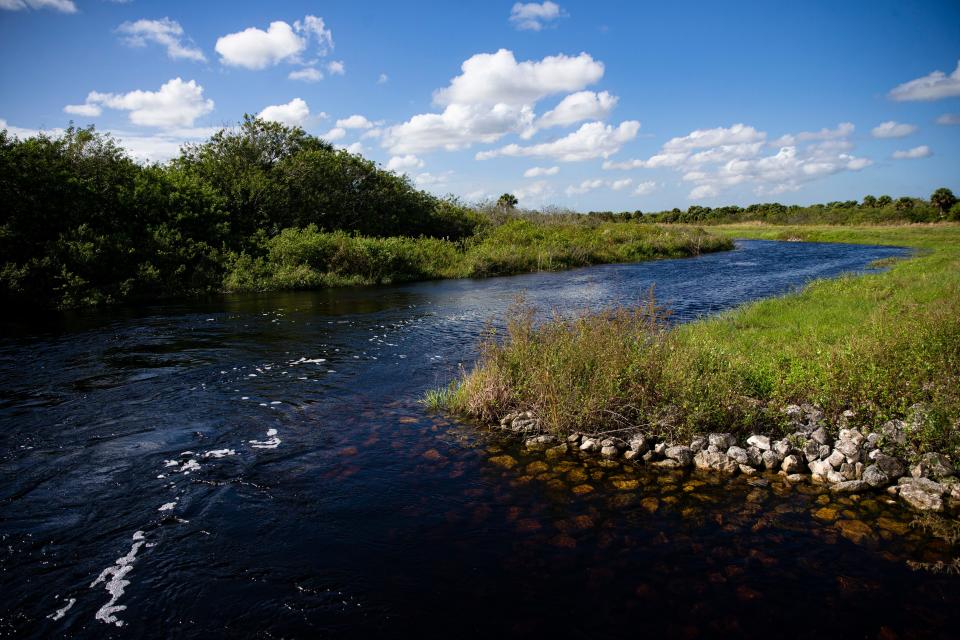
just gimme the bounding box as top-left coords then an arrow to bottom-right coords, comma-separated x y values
2,239 -> 957,638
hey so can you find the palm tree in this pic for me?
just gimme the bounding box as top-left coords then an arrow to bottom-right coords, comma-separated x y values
497,193 -> 518,211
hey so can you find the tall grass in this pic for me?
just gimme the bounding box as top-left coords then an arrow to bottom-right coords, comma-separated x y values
224,220 -> 732,292
441,224 -> 960,453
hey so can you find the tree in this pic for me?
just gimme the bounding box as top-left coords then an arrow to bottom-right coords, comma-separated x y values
497,193 -> 518,211
877,195 -> 892,207
895,197 -> 915,212
861,195 -> 877,208
930,188 -> 957,218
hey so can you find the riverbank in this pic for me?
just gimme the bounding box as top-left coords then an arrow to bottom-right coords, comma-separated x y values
431,223 -> 960,514
224,220 -> 732,292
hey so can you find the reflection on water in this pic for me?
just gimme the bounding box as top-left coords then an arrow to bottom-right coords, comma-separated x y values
4,239 -> 957,639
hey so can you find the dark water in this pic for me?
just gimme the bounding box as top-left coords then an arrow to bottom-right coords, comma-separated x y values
3,240 -> 957,639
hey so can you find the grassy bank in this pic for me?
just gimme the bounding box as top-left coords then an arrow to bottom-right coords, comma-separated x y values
437,223 -> 960,455
224,220 -> 732,291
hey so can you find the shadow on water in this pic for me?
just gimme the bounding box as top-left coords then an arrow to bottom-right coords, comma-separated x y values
3,240 -> 957,639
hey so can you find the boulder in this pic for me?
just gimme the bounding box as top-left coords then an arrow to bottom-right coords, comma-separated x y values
628,434 -> 650,453
739,464 -> 758,476
781,454 -> 803,474
811,426 -> 831,446
835,439 -> 861,463
745,446 -> 763,467
566,433 -> 582,445
708,433 -> 737,450
862,464 -> 889,488
746,434 -> 771,451
910,452 -> 955,480
665,445 -> 694,467
802,440 -> 821,463
726,446 -> 750,466
600,445 -> 619,459
579,439 -> 600,453
826,449 -> 845,469
839,463 -> 858,481
694,450 -> 739,474
689,437 -> 707,451
830,480 -> 867,493
808,459 -> 833,480
898,477 -> 945,512
818,444 -> 832,460
838,429 -> 865,447
761,450 -> 781,471
880,419 -> 908,447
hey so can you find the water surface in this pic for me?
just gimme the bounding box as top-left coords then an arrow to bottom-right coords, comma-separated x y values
3,239 -> 957,639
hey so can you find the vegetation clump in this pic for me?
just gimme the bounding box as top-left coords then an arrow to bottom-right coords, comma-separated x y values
438,225 -> 960,454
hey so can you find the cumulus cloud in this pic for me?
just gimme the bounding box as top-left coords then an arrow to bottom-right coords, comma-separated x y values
514,179 -> 553,202
64,78 -> 214,128
536,90 -> 617,131
386,154 -> 424,171
523,165 -> 559,177
565,177 -> 635,196
871,120 -> 917,138
889,60 -> 960,101
116,18 -> 206,62
258,98 -> 310,127
327,60 -> 345,75
772,122 -> 854,146
323,127 -> 346,141
476,120 -> 640,162
892,145 -> 932,159
434,49 -> 603,107
606,122 -> 871,199
289,67 -> 322,82
936,113 -> 960,125
414,171 -> 452,187
215,15 -> 333,70
0,0 -> 76,12
336,114 -> 374,129
383,49 -> 606,155
633,181 -> 657,196
63,102 -> 102,117
509,2 -> 567,31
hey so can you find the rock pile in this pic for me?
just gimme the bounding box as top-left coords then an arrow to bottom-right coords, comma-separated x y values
497,404 -> 959,514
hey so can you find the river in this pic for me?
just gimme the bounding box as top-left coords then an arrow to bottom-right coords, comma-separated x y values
3,239 -> 957,638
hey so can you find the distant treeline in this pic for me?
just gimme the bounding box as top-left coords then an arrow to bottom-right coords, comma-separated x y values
585,190 -> 960,225
0,119 -> 729,310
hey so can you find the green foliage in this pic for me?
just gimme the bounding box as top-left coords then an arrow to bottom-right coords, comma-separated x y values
931,188 -> 957,218
496,193 -> 518,211
444,224 -> 960,453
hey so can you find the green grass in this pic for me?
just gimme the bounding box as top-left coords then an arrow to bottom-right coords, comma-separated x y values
438,223 -> 960,454
224,220 -> 733,292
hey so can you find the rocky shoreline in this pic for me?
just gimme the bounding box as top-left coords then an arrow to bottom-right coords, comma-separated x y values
496,403 -> 959,515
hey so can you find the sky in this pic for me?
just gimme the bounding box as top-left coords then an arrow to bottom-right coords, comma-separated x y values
1,0 -> 959,212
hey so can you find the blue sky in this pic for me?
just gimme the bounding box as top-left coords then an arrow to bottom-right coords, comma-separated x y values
1,0 -> 958,211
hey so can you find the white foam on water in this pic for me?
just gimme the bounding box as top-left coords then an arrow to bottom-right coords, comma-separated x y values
47,597 -> 76,621
179,459 -> 200,474
249,428 -> 281,449
203,449 -> 236,458
90,531 -> 146,627
157,502 -> 176,512
270,401 -> 281,405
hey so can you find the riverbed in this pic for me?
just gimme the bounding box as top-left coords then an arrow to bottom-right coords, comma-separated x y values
3,239 -> 957,638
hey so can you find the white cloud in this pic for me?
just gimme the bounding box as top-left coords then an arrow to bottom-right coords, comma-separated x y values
414,171 -> 452,187
65,78 -> 214,129
378,73 -> 389,84
663,123 -> 765,152
360,127 -> 383,140
386,154 -> 424,171
523,165 -> 559,177
434,49 -> 603,107
614,121 -> 871,199
536,90 -> 617,130
116,18 -> 206,62
258,98 -> 310,127
336,114 -> 374,129
871,120 -> 917,138
383,49 -> 605,155
772,122 -> 854,146
289,67 -> 323,82
327,60 -> 345,75
509,2 -> 567,31
323,127 -> 346,141
384,103 -> 535,154
477,120 -> 640,162
0,0 -> 76,12
889,60 -> 960,101
514,179 -> 553,202
937,113 -> 960,125
633,181 -> 657,196
215,15 -> 333,70
63,102 -> 102,117
342,142 -> 365,155
892,145 -> 932,159
565,177 -> 635,196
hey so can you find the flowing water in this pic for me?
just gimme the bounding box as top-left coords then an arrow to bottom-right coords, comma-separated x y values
2,240 -> 957,639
